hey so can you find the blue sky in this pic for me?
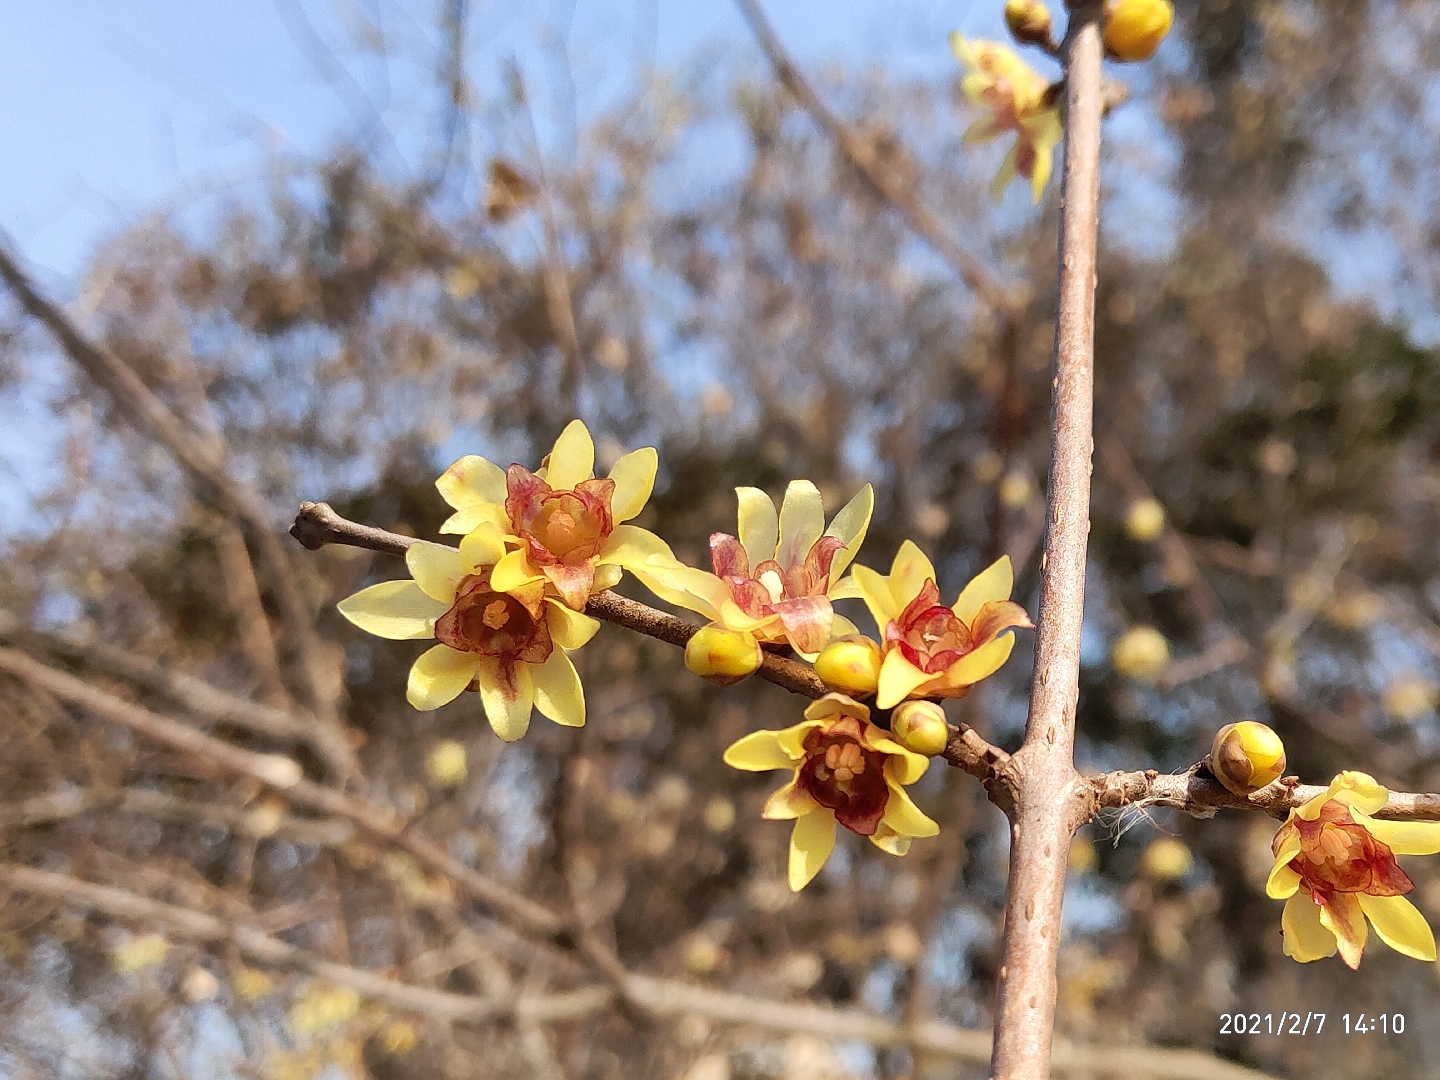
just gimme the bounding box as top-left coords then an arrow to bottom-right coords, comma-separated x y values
0,0 -> 1009,285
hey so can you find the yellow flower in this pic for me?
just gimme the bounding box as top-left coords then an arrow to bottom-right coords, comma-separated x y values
436,419 -> 670,610
949,34 -> 1063,203
634,480 -> 873,663
851,543 -> 1033,710
724,694 -> 938,890
1267,771 -> 1440,969
337,524 -> 599,741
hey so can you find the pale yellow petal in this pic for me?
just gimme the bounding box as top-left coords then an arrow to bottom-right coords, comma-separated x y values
405,541 -> 467,603
1267,830 -> 1303,899
545,599 -> 600,650
888,541 -> 937,612
762,775 -> 820,819
776,480 -> 825,569
531,649 -> 585,728
406,645 -> 479,711
475,656 -> 534,742
459,522 -> 508,571
825,483 -> 873,580
789,809 -> 837,891
953,556 -> 1014,625
1281,891 -> 1337,963
724,729 -> 800,772
608,446 -> 658,522
593,563 -> 624,592
829,612 -> 860,639
338,581 -> 448,640
630,557 -> 726,618
599,525 -> 673,569
1298,771 -> 1386,821
436,454 -> 507,509
1357,894 -> 1437,961
880,778 -> 939,838
440,502 -> 510,536
876,649 -> 935,710
545,420 -> 595,490
827,575 -> 863,601
851,564 -> 899,630
736,487 -> 779,566
868,826 -> 912,856
490,548 -> 540,593
1352,811 -> 1440,856
879,746 -> 931,787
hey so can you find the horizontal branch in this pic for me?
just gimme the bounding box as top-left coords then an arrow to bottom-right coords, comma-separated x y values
0,863 -> 1277,1079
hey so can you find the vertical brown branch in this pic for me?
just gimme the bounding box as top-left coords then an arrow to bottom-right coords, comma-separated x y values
988,7 -> 1105,1078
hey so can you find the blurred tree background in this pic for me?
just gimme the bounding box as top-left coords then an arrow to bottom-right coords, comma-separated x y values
2,1 -> 1440,1078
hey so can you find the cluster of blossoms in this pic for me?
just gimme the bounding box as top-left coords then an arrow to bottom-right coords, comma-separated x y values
337,421 -> 1035,890
952,0 -> 1173,202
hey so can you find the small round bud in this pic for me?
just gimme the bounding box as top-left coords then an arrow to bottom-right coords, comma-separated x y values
1209,720 -> 1286,795
1140,837 -> 1193,881
1124,497 -> 1166,542
684,625 -> 762,685
1004,0 -> 1054,46
814,635 -> 883,697
890,700 -> 950,757
426,739 -> 468,788
1102,0 -> 1173,62
1111,625 -> 1170,682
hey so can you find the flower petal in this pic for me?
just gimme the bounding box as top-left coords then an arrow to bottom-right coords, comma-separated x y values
437,454 -> 508,509
824,484 -> 874,581
1298,771 -> 1387,821
876,744 -> 931,786
630,557 -> 727,618
1319,892 -> 1368,969
545,599 -> 600,650
459,522 -> 508,571
939,633 -> 1017,691
475,656 -> 534,742
607,446 -> 658,522
531,648 -> 585,728
881,777 -> 939,839
776,480 -> 825,570
545,420 -> 594,490
600,524 -> 673,570
594,563 -> 623,592
789,809 -> 837,891
763,775 -> 820,820
970,600 -> 1035,644
1357,894 -> 1437,961
440,502 -> 510,536
1267,828 -> 1303,898
1281,891 -> 1337,963
1352,812 -> 1440,856
775,596 -> 834,656
338,581 -> 449,639
953,556 -> 1015,625
406,645 -> 479,711
405,541 -> 467,603
876,649 -> 937,710
736,487 -> 779,567
724,729 -> 800,772
888,541 -> 937,612
851,564 -> 898,630
829,612 -> 860,639
868,825 -> 913,856
490,548 -> 541,594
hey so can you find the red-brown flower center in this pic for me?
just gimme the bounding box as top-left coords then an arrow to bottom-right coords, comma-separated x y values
505,466 -> 615,567
1278,802 -> 1414,900
434,572 -> 553,664
886,579 -> 974,674
797,716 -> 889,836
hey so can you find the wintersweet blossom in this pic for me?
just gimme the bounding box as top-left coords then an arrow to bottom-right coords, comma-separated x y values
635,480 -> 873,661
852,542 -> 1033,709
723,694 -> 938,890
949,34 -> 1063,203
1267,771 -> 1440,968
336,524 -> 599,742
435,420 -> 670,610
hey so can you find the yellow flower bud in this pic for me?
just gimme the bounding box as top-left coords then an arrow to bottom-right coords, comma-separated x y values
684,625 -> 762,684
1103,0 -> 1173,62
426,739 -> 468,788
1005,0 -> 1054,46
1209,720 -> 1286,795
1124,497 -> 1166,542
1140,837 -> 1193,881
1111,625 -> 1170,681
890,700 -> 950,757
814,635 -> 883,697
